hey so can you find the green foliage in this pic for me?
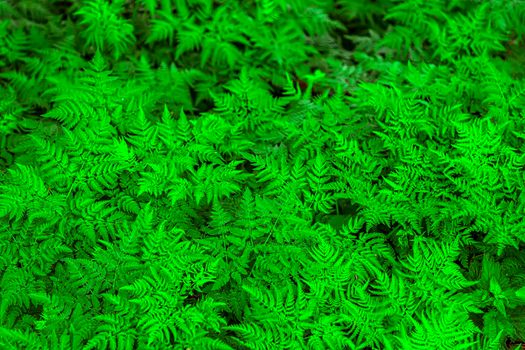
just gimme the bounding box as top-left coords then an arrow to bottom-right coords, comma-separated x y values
1,0 -> 525,349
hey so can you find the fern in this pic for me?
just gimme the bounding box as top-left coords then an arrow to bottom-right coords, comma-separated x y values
75,0 -> 135,59
2,0 -> 525,349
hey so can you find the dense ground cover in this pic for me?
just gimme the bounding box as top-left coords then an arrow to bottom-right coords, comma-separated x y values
1,0 -> 525,349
